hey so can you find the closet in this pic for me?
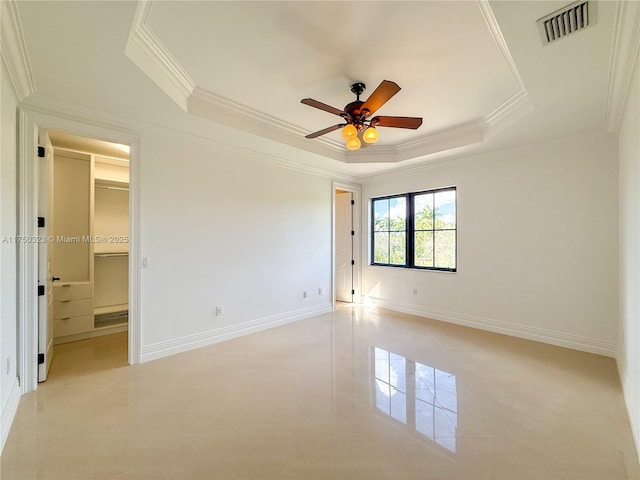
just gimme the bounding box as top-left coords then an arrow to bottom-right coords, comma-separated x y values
51,148 -> 129,344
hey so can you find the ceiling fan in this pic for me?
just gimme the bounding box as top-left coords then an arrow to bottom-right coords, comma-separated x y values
301,80 -> 422,151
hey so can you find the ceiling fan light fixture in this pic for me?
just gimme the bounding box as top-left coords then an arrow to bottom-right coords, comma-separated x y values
346,137 -> 361,151
363,126 -> 379,144
300,80 -> 422,150
341,124 -> 358,140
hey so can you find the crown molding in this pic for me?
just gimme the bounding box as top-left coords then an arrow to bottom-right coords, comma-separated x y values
125,0 -> 195,110
477,0 -> 526,92
190,87 -> 320,141
125,0 -> 528,165
402,120 -> 484,154
605,0 -> 640,133
359,127 -> 611,185
0,0 -> 35,101
188,85 -> 348,163
359,146 -> 482,185
20,93 -> 360,184
483,89 -> 533,132
476,0 -> 532,133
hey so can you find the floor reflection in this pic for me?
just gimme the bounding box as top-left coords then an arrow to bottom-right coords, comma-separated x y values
373,347 -> 458,452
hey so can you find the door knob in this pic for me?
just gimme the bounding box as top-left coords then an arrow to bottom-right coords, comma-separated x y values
51,276 -> 60,282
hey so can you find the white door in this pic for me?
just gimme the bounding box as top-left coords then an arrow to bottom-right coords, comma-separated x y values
335,191 -> 353,303
37,129 -> 54,382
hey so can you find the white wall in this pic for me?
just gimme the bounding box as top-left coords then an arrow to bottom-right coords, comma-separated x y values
618,53 -> 640,458
139,134 -> 333,360
362,131 -> 618,356
0,54 -> 20,451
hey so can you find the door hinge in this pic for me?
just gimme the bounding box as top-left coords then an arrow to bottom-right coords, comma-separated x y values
351,260 -> 355,266
351,199 -> 355,205
38,285 -> 45,296
37,216 -> 45,228
37,146 -> 45,158
351,230 -> 355,236
38,353 -> 44,365
351,289 -> 355,295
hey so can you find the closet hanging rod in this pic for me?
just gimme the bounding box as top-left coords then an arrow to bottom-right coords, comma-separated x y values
95,184 -> 129,191
95,252 -> 129,257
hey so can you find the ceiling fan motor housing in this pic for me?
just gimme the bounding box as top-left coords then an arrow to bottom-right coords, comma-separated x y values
345,83 -> 369,129
344,101 -> 368,129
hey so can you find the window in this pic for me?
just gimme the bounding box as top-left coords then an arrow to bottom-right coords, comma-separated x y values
371,187 -> 456,271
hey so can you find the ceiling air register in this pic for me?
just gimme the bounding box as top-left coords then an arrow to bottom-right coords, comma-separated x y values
537,1 -> 595,45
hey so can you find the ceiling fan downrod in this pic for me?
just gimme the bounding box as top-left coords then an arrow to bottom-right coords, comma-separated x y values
350,82 -> 366,101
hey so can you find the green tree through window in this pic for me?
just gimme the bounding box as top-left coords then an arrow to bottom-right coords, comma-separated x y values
371,188 -> 456,271
373,197 -> 406,265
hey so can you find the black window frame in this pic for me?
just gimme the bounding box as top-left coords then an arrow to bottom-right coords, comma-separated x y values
370,187 -> 457,272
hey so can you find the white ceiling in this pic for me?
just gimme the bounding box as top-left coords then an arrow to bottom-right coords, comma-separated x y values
14,0 -> 621,178
148,1 -> 520,141
47,130 -> 130,160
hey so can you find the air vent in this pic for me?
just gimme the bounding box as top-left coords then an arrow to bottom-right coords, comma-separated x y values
536,1 -> 596,45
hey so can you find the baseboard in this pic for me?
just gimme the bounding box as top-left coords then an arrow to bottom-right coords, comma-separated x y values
0,378 -> 21,455
140,303 -> 332,363
369,298 -> 617,357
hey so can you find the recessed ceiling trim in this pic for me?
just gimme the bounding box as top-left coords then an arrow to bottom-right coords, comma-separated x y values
0,0 -> 36,101
477,0 -> 526,92
188,86 -> 350,163
126,0 -> 530,165
125,0 -> 195,110
21,95 -> 362,183
483,89 -> 532,129
343,121 -> 486,164
476,0 -> 531,133
189,86 -> 343,151
397,121 -> 485,155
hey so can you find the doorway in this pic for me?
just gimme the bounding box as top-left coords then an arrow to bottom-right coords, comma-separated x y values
18,109 -> 140,393
37,130 -> 131,382
333,183 -> 361,306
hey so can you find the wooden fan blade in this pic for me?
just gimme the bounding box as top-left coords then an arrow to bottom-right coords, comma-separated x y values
305,124 -> 344,139
301,98 -> 346,117
361,80 -> 401,116
372,116 -> 423,129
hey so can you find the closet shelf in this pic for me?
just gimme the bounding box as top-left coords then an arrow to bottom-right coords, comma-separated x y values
94,252 -> 128,257
95,184 -> 129,192
94,304 -> 128,315
95,178 -> 129,190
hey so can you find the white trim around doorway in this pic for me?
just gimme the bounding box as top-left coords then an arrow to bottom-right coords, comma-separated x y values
332,181 -> 362,309
17,109 -> 141,393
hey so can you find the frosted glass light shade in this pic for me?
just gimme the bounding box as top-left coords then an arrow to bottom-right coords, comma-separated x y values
341,124 -> 357,140
346,137 -> 361,150
363,127 -> 379,144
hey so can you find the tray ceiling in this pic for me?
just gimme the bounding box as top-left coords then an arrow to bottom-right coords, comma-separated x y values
13,0 -> 625,176
126,1 -> 528,163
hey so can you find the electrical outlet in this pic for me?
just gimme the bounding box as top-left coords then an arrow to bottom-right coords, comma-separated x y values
215,305 -> 223,316
141,257 -> 149,268
318,288 -> 323,295
412,288 -> 418,295
303,291 -> 308,299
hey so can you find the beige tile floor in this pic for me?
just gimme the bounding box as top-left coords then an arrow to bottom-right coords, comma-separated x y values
1,306 -> 639,479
